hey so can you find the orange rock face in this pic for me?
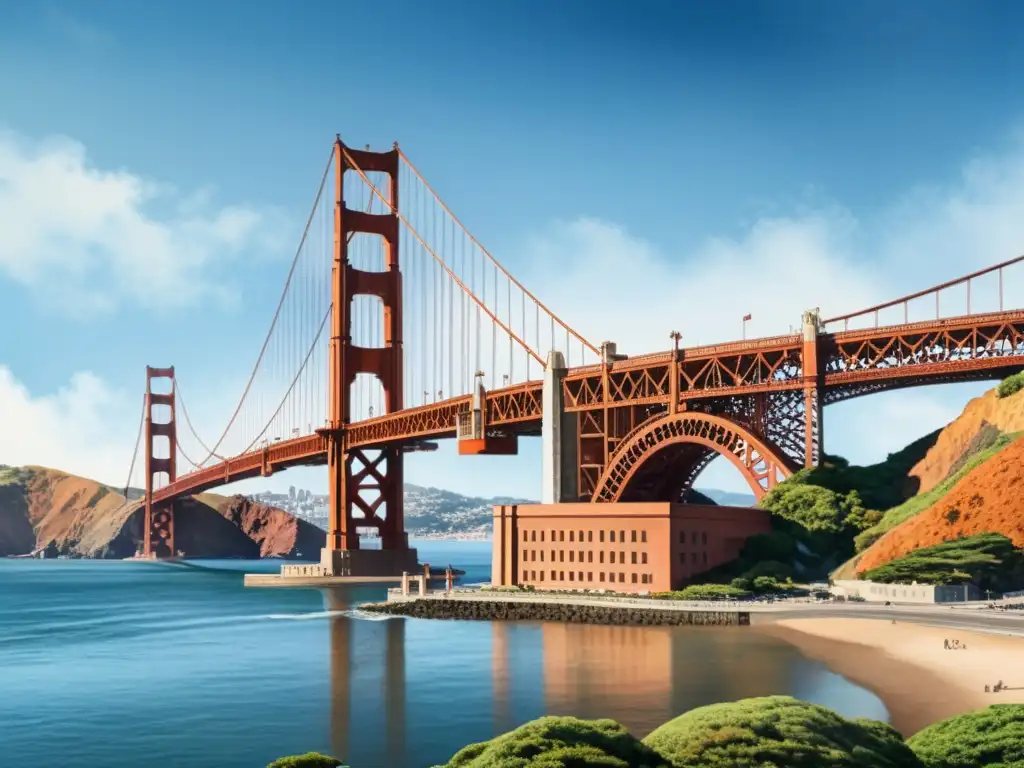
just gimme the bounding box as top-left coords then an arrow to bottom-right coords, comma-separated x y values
906,388 -> 1024,496
857,436 -> 1024,574
208,493 -> 324,559
0,466 -> 322,559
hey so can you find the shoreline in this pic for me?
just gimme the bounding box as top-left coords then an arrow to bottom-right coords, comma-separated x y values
759,618 -> 1024,736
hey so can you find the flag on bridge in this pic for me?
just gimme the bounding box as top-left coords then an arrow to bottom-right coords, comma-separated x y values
742,313 -> 752,322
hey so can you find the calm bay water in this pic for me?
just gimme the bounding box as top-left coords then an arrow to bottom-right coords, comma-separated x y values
0,540 -> 887,768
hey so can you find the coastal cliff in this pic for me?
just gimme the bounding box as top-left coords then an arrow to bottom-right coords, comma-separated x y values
0,465 -> 323,559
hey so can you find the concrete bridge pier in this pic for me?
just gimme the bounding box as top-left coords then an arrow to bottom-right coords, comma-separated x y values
802,309 -> 825,467
541,350 -> 579,503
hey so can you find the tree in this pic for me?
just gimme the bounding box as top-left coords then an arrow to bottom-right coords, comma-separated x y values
760,481 -> 865,535
907,704 -> 1024,767
438,715 -> 669,767
642,696 -> 922,768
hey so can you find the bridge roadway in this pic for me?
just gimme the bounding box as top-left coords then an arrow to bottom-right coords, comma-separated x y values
381,588 -> 1024,637
152,308 -> 1024,505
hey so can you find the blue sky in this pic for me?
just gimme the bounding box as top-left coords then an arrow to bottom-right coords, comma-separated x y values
1,0 -> 1024,500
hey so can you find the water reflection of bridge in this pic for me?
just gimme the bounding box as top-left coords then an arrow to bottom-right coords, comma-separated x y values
323,593 -> 799,765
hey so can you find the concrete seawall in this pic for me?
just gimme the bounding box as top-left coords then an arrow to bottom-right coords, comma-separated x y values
361,597 -> 749,626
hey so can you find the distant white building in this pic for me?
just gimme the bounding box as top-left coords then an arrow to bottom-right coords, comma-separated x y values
832,579 -> 980,604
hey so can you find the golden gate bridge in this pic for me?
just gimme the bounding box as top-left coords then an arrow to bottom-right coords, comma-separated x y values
120,136 -> 1024,574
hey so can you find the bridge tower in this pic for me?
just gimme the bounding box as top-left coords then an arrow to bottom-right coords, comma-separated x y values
143,366 -> 177,558
320,138 -> 416,577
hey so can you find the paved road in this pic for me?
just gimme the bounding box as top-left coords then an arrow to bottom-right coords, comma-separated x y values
750,605 -> 1024,636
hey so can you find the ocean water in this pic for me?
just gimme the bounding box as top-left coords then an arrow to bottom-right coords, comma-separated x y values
0,540 -> 888,768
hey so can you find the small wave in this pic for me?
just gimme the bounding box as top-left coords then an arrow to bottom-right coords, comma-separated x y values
260,609 -> 396,622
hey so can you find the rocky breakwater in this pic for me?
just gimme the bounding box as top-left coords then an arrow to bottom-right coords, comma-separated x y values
361,597 -> 749,626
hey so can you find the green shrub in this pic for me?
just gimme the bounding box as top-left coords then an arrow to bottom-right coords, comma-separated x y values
651,584 -> 750,601
861,533 -> 1024,592
643,695 -> 921,767
436,715 -> 668,767
907,704 -> 1024,767
729,577 -> 752,591
996,371 -> 1024,399
267,753 -> 344,768
739,559 -> 794,583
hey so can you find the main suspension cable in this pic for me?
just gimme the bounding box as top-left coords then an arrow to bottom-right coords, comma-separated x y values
122,393 -> 147,498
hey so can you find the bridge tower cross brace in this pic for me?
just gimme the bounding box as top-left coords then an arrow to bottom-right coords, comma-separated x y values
321,138 -> 410,571
143,366 -> 177,558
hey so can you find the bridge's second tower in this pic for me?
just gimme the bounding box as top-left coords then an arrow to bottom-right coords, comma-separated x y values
320,138 -> 416,576
143,366 -> 177,558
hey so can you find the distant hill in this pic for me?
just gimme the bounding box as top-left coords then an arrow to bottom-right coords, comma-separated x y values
402,483 -> 755,537
0,465 -> 321,559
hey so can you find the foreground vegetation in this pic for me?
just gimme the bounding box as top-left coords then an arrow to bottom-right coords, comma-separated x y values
268,698 -> 1024,767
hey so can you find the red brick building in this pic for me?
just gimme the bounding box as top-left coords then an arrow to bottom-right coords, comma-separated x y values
492,502 -> 770,594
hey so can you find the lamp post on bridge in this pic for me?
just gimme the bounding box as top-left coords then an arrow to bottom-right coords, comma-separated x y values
669,330 -> 682,414
742,313 -> 752,340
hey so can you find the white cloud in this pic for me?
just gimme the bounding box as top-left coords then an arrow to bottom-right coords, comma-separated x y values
0,129 -> 286,316
0,366 -> 134,487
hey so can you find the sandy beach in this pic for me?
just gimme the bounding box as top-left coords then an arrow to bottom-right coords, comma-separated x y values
760,618 -> 1024,736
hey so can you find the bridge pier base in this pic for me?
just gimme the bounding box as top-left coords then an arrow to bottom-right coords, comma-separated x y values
319,546 -> 419,578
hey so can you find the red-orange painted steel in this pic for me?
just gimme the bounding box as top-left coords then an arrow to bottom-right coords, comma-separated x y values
143,366 -> 177,557
153,308 -> 1024,506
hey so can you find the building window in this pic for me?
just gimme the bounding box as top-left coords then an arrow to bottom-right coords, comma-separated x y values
559,531 -> 565,542
641,530 -> 647,543
569,531 -> 575,542
631,530 -> 637,543
560,571 -> 564,580
559,551 -> 564,562
587,551 -> 593,563
600,530 -> 605,543
540,531 -> 545,542
578,571 -> 583,582
599,551 -> 604,564
631,552 -> 638,565
600,572 -> 605,582
569,551 -> 575,563
641,552 -> 648,565
679,552 -> 685,564
703,552 -> 708,564
631,573 -> 638,584
587,531 -> 593,543
702,531 -> 708,545
620,530 -> 625,543
540,551 -> 544,562
522,571 -> 527,581
588,572 -> 593,582
540,571 -> 544,581
692,552 -> 697,564
569,571 -> 575,581
579,530 -> 584,542
523,530 -> 528,541
692,532 -> 697,545
679,532 -> 685,545
619,551 -> 625,564
619,573 -> 625,583
641,574 -> 649,584
579,550 -> 584,563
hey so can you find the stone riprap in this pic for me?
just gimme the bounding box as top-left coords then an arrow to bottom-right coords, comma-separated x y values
361,597 -> 749,626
